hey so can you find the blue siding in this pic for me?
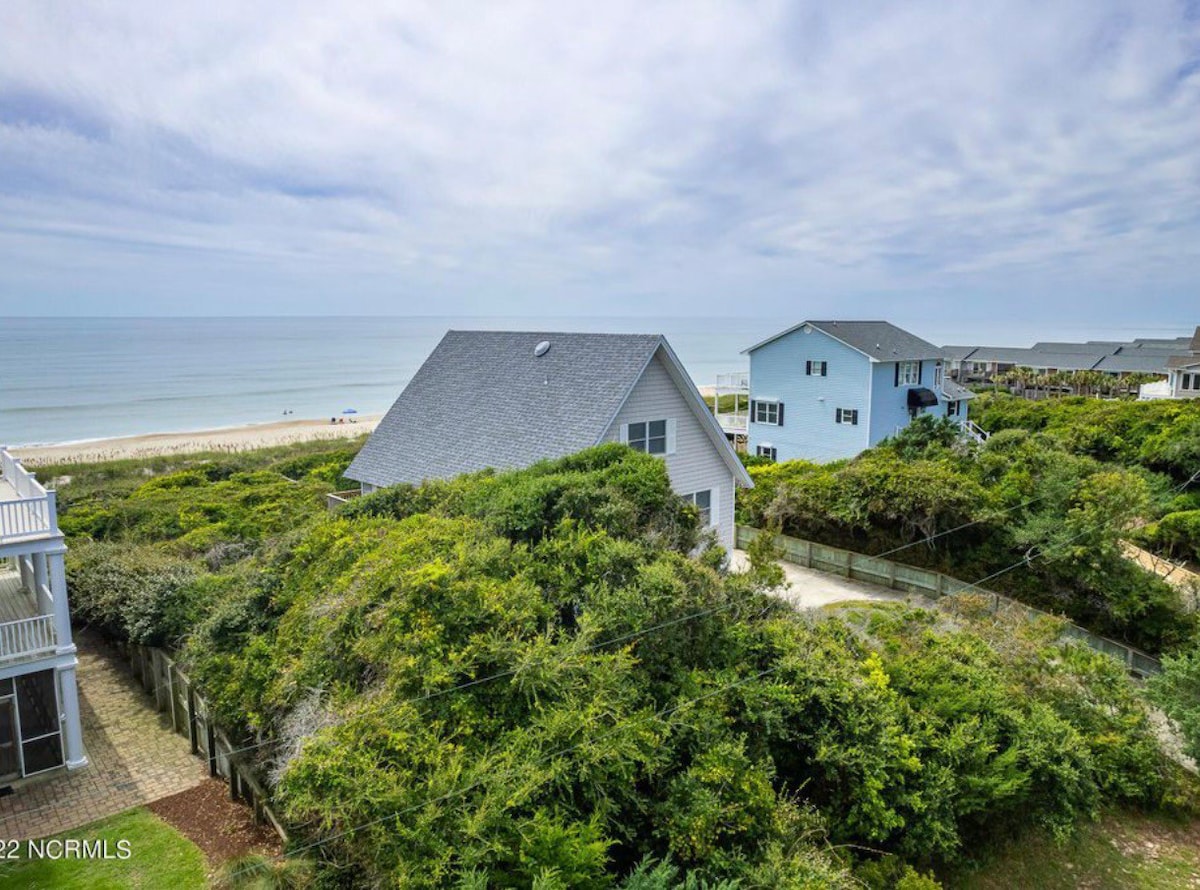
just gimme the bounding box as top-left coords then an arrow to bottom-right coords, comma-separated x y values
750,328 -> 956,462
747,329 -> 871,462
867,358 -> 946,445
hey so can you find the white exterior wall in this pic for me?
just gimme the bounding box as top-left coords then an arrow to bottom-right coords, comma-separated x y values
1170,366 -> 1200,399
603,353 -> 738,548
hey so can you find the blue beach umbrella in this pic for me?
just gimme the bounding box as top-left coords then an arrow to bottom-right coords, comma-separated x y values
342,408 -> 358,415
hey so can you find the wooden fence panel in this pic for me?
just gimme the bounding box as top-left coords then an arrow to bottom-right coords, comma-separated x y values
736,525 -> 1161,677
127,644 -> 289,842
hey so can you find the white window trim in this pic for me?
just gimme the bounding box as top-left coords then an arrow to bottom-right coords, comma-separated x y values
898,361 -> 919,386
684,488 -> 716,527
836,408 -> 859,426
753,400 -> 780,425
619,419 -> 676,455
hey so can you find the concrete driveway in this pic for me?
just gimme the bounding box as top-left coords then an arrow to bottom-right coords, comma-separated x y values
730,549 -> 926,610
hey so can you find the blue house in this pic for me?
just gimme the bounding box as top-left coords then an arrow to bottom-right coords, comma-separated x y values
744,320 -> 974,463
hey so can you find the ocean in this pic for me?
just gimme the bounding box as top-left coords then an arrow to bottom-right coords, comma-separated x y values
0,317 -> 789,445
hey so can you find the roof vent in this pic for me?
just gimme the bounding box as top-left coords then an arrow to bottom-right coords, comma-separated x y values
534,340 -> 551,357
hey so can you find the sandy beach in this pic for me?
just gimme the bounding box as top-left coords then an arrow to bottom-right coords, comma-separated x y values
11,415 -> 383,466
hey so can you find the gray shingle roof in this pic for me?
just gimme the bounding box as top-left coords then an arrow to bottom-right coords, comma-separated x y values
346,330 -> 749,489
1092,353 -> 1174,374
1032,341 -> 1124,354
940,379 -> 976,401
941,345 -> 980,361
956,347 -> 1107,369
745,320 -> 940,361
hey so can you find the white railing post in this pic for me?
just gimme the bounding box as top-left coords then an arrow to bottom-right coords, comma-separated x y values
47,550 -> 74,652
46,490 -> 58,532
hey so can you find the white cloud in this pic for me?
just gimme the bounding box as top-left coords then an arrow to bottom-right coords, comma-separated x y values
0,0 -> 1198,320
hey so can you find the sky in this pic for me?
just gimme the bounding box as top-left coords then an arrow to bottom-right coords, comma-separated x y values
1,1 -> 1198,334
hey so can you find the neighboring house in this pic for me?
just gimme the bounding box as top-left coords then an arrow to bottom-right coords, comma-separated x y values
945,335 -> 1190,383
346,331 -> 752,548
1165,326 -> 1200,399
0,447 -> 87,785
743,320 -> 975,463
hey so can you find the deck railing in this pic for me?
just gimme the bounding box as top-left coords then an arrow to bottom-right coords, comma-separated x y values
0,447 -> 55,542
0,614 -> 57,663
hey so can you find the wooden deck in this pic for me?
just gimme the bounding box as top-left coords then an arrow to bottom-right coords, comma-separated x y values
0,570 -> 40,623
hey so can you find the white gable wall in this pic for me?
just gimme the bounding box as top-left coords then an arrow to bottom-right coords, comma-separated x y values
603,351 -> 737,548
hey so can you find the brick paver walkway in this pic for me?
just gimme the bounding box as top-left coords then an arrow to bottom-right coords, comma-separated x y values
0,629 -> 207,840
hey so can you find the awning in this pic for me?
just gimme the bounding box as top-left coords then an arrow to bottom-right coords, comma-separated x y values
907,387 -> 939,408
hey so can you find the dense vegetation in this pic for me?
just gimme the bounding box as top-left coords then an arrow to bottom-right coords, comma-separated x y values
737,401 -> 1199,653
53,434 -> 1198,888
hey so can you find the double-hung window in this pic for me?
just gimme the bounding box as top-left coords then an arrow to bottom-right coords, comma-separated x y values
755,445 -> 777,461
685,489 -> 712,526
805,360 -> 828,376
752,400 -> 783,425
628,419 -> 668,454
1182,372 -> 1198,391
835,408 -> 859,425
897,361 -> 920,386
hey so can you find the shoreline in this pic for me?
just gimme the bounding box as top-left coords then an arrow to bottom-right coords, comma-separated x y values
10,415 -> 383,466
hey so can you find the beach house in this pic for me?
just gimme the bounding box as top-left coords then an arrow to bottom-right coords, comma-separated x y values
346,331 -> 752,548
744,320 -> 975,463
1165,326 -> 1200,399
0,447 -> 87,784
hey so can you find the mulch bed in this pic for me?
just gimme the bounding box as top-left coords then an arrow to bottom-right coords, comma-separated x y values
148,777 -> 281,866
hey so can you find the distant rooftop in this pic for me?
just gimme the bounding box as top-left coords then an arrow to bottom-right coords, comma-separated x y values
943,328 -> 1194,373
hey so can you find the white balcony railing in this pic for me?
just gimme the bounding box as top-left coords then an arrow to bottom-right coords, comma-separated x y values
0,614 -> 57,663
0,447 -> 56,543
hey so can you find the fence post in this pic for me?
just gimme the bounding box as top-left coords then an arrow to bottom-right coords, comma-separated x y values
935,574 -> 945,598
803,539 -> 812,567
208,720 -> 218,777
187,685 -> 198,755
842,550 -> 851,578
166,660 -> 177,731
887,560 -> 896,590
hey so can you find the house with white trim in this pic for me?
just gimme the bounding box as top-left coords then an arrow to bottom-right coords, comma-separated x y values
1165,327 -> 1200,399
0,448 -> 87,785
744,320 -> 976,463
346,331 -> 752,548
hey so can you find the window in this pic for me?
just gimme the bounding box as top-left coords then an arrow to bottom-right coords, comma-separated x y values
628,419 -> 668,454
947,400 -> 960,417
752,400 -> 783,425
805,360 -> 828,376
896,361 -> 920,386
933,363 -> 943,388
835,408 -> 859,425
685,489 -> 712,525
755,445 -> 777,461
1182,373 -> 1198,391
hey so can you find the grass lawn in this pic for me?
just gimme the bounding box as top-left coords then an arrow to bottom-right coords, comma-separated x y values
947,809 -> 1200,889
0,808 -> 208,890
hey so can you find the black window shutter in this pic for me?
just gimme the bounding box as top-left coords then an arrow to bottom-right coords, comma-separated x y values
835,408 -> 842,423
918,362 -> 923,384
777,403 -> 784,426
821,362 -> 828,376
894,363 -> 900,387
852,410 -> 859,425
805,360 -> 812,375
750,400 -> 757,420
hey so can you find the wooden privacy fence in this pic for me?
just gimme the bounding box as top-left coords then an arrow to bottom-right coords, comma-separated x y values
737,525 -> 1162,678
128,645 -> 289,842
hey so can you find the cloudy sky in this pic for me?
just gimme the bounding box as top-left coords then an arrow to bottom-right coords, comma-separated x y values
1,1 -> 1198,331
